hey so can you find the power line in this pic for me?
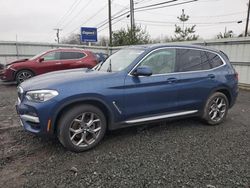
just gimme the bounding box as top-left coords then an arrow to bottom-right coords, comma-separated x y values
135,0 -> 198,12
98,11 -> 130,29
65,2 -> 108,36
122,19 -> 244,28
95,3 -> 130,28
99,15 -> 129,33
97,0 -> 198,30
135,0 -> 177,10
55,0 -> 81,27
61,0 -> 93,29
96,0 -> 179,30
136,19 -> 246,25
193,11 -> 246,18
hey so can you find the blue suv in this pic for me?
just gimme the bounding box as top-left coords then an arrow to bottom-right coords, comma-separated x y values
16,44 -> 238,152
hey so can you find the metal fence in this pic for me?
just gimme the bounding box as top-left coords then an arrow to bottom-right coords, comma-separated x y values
0,38 -> 250,86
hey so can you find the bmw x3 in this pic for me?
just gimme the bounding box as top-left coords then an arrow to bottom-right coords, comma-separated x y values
16,44 -> 238,152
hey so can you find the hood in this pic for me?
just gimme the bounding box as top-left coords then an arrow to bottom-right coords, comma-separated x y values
7,58 -> 29,66
20,68 -> 112,91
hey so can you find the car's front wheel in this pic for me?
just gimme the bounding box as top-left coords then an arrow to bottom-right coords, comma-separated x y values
57,105 -> 107,152
16,70 -> 34,84
203,92 -> 229,125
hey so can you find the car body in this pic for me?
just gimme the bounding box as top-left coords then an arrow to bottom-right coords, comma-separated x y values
16,44 -> 238,152
0,48 -> 98,83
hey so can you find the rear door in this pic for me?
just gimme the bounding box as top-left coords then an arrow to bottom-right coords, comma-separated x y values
59,51 -> 87,69
175,48 -> 224,111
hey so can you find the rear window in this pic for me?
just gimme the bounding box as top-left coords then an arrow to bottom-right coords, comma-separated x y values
206,52 -> 224,68
60,52 -> 85,60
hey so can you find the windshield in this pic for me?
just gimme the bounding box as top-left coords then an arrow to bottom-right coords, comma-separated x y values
29,51 -> 47,60
98,48 -> 144,72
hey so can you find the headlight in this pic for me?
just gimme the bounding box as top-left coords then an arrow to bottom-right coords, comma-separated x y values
26,90 -> 59,102
6,65 -> 12,69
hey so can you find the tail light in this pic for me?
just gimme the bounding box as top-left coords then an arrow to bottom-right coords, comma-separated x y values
234,71 -> 238,81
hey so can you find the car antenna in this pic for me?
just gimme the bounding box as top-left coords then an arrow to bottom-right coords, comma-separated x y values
107,59 -> 112,72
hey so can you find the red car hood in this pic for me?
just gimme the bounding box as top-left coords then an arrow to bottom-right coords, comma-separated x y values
6,58 -> 29,66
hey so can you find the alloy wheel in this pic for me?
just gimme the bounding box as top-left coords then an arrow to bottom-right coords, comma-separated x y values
208,96 -> 226,122
69,112 -> 102,147
17,71 -> 33,83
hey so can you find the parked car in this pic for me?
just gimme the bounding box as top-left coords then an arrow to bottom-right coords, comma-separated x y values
16,44 -> 238,152
0,48 -> 98,83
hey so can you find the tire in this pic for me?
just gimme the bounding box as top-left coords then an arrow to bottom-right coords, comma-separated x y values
57,105 -> 107,152
15,70 -> 34,84
202,92 -> 229,125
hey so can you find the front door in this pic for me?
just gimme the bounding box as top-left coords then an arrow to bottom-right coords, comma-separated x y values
124,48 -> 181,120
37,51 -> 64,74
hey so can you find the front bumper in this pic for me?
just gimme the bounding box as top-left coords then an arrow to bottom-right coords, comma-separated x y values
20,114 -> 40,123
16,97 -> 57,136
0,68 -> 16,81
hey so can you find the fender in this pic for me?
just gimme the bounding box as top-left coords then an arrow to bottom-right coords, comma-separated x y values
50,94 -> 115,133
203,85 -> 232,109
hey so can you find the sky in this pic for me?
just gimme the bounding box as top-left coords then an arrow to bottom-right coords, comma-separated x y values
0,0 -> 249,43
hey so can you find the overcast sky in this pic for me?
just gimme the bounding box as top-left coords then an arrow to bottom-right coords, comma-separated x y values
0,0 -> 249,43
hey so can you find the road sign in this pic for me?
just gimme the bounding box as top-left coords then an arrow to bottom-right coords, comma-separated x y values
81,27 -> 97,42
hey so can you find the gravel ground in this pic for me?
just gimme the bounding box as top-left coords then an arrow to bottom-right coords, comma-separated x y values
0,82 -> 249,188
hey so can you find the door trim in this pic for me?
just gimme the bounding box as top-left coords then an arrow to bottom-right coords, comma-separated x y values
125,110 -> 198,124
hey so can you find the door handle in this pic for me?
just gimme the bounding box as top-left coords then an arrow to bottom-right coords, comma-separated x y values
166,77 -> 177,83
208,74 -> 215,79
55,62 -> 62,65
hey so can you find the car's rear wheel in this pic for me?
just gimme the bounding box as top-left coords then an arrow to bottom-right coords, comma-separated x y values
16,70 -> 34,84
57,105 -> 107,152
203,92 -> 229,125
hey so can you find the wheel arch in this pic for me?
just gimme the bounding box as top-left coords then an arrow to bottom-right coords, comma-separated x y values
51,98 -> 114,134
215,88 -> 232,106
14,68 -> 36,80
207,86 -> 232,107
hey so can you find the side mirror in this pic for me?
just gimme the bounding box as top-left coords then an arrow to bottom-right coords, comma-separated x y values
38,58 -> 44,63
132,66 -> 153,77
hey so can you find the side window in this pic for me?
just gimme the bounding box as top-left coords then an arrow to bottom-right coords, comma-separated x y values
176,49 -> 211,72
60,52 -> 86,60
139,49 -> 176,75
200,51 -> 211,70
42,52 -> 60,61
76,52 -> 86,59
206,52 -> 224,68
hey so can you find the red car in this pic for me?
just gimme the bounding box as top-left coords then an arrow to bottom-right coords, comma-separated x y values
0,48 -> 98,83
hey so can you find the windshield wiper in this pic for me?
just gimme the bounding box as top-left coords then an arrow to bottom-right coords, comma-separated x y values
94,61 -> 104,71
107,59 -> 112,72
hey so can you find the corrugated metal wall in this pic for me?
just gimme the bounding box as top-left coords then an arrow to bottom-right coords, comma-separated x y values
196,38 -> 250,86
0,38 -> 250,85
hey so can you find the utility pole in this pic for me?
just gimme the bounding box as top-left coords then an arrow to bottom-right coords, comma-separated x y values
54,28 -> 62,44
130,0 -> 135,42
108,0 -> 112,46
245,0 -> 250,37
181,9 -> 185,31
